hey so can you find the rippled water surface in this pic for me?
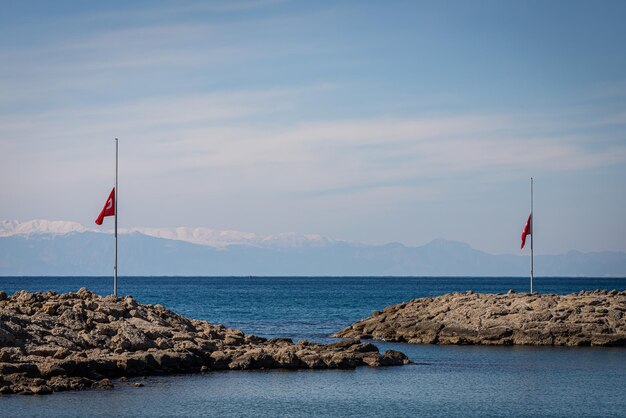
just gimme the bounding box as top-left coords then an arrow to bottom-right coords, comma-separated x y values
1,276 -> 625,417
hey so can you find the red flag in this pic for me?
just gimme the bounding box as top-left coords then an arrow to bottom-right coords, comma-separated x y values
95,188 -> 115,225
520,214 -> 531,249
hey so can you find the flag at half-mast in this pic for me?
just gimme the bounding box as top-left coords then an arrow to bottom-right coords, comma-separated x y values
95,188 -> 115,225
520,214 -> 532,249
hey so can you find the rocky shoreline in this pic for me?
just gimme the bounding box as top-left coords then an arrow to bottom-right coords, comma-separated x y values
333,290 -> 626,347
0,289 -> 408,395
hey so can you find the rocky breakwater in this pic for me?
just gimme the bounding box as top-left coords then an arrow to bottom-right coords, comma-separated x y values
333,290 -> 626,347
0,289 -> 408,395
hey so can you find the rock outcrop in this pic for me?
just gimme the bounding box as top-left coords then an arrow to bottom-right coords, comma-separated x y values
333,290 -> 626,347
0,289 -> 408,395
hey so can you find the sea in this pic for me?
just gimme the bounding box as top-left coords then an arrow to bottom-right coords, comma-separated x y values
1,276 -> 626,418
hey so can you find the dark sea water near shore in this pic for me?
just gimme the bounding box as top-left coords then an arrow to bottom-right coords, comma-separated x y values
1,276 -> 626,417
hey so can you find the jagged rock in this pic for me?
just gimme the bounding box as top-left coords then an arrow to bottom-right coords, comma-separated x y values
333,290 -> 626,347
209,350 -> 232,370
95,378 -> 113,389
30,385 -> 52,395
0,289 -> 408,395
0,329 -> 17,346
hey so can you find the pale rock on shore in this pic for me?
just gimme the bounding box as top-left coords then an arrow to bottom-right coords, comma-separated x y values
0,289 -> 408,395
332,290 -> 626,346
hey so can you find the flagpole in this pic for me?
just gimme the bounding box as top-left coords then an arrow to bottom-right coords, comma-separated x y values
114,138 -> 118,297
530,177 -> 533,294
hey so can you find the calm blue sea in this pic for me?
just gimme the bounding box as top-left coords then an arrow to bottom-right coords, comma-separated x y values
1,276 -> 626,417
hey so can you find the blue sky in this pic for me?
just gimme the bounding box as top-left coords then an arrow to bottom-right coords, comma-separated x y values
1,0 -> 625,254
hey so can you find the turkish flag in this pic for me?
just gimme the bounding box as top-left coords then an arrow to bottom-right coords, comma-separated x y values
520,214 -> 531,249
95,188 -> 115,225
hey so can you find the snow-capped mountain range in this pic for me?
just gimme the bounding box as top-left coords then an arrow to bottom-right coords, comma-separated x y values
2,219 -> 626,276
0,220 -> 341,249
0,220 -> 90,236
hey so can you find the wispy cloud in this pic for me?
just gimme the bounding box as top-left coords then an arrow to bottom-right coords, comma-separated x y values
4,85 -> 623,205
0,6 -> 319,111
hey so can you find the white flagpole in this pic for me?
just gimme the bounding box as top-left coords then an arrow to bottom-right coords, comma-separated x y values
114,138 -> 118,297
530,177 -> 534,294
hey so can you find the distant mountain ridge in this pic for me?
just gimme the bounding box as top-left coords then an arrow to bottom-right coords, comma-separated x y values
0,220 -> 341,249
1,220 -> 625,277
0,220 -> 90,236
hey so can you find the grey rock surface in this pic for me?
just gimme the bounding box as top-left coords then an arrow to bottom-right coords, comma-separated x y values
333,290 -> 626,347
0,289 -> 408,395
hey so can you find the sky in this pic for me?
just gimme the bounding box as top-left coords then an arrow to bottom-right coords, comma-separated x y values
1,0 -> 625,255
